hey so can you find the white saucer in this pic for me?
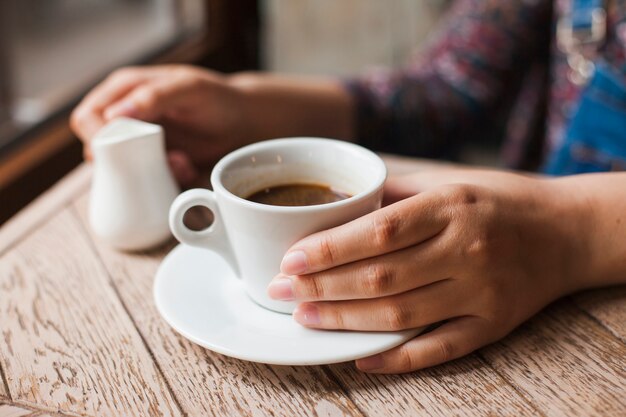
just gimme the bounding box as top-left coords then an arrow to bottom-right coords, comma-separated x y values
154,244 -> 423,365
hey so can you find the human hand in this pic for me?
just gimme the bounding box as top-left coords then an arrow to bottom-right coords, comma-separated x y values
267,170 -> 590,373
70,65 -> 249,185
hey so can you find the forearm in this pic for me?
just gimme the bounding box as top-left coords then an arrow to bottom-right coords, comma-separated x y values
554,173 -> 626,289
227,72 -> 355,142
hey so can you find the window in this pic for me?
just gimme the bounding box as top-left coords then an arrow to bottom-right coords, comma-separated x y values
0,0 -> 205,150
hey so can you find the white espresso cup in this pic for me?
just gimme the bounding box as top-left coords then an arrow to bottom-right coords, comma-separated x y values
169,138 -> 387,313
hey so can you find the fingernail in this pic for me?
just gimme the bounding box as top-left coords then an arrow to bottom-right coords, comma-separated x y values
267,276 -> 294,301
104,101 -> 138,120
281,251 -> 307,275
293,303 -> 320,326
356,354 -> 385,371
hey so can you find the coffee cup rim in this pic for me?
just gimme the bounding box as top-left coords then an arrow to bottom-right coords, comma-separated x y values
210,137 -> 387,212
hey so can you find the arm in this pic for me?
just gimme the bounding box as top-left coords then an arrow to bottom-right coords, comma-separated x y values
227,73 -> 355,142
70,66 -> 355,185
556,173 -> 626,289
223,0 -> 553,156
70,1 -> 550,181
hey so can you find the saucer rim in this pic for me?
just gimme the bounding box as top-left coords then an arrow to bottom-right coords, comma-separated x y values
154,244 -> 423,366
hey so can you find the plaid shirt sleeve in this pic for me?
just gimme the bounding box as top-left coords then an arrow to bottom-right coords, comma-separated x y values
345,0 -> 552,159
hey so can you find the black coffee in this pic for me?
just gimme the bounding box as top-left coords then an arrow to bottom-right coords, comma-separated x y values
245,183 -> 352,206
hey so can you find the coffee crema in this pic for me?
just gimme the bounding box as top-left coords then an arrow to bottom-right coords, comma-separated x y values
245,183 -> 352,207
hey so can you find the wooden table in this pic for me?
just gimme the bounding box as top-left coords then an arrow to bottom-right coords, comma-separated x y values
1,156 -> 625,417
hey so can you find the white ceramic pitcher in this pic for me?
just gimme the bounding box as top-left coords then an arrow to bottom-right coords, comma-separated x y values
89,118 -> 180,251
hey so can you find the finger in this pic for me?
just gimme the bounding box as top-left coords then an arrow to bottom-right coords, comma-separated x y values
83,67 -> 152,113
70,108 -> 105,145
356,316 -> 494,373
167,150 -> 198,187
269,237 -> 449,301
71,67 -> 153,141
83,145 -> 93,161
281,191 -> 450,275
103,75 -> 201,121
292,278 -> 465,331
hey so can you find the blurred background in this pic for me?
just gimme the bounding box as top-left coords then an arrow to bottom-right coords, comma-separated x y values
0,0 -> 452,224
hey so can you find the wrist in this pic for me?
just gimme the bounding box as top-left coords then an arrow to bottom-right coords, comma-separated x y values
547,174 -> 626,292
227,72 -> 355,141
546,179 -> 594,293
226,72 -> 266,143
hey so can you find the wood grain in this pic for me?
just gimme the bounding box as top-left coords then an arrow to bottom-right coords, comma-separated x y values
0,370 -> 8,400
0,403 -> 71,417
2,158 -> 625,416
0,164 -> 91,256
73,194 -> 364,417
0,404 -> 32,417
0,208 -> 181,416
573,287 -> 626,342
481,300 -> 626,417
327,355 -> 539,416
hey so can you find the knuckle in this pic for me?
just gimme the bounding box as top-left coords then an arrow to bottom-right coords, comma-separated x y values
385,304 -> 412,331
183,72 -> 212,93
441,184 -> 480,207
186,74 -> 205,89
69,108 -> 84,131
317,236 -> 337,266
171,65 -> 196,80
169,63 -> 193,73
109,66 -> 138,82
135,86 -> 159,107
372,212 -> 400,250
327,306 -> 346,329
228,71 -> 260,89
363,263 -> 394,296
395,345 -> 417,371
434,337 -> 455,363
455,184 -> 480,205
170,64 -> 191,73
69,108 -> 91,139
464,233 -> 494,266
300,276 -> 326,300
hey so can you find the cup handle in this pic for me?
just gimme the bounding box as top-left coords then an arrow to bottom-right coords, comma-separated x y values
169,189 -> 240,277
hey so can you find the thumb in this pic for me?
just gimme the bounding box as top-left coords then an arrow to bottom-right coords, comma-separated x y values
356,316 -> 496,373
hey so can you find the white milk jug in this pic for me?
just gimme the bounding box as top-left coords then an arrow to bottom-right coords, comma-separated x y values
89,118 -> 180,251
